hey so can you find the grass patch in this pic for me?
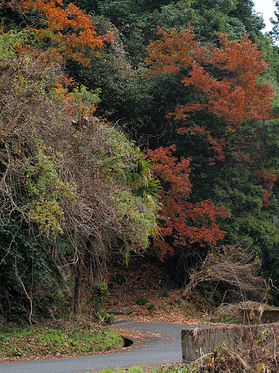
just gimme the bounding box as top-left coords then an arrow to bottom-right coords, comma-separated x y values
0,320 -> 123,359
99,364 -> 191,373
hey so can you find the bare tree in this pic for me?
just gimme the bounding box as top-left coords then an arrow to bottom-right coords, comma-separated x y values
182,245 -> 264,300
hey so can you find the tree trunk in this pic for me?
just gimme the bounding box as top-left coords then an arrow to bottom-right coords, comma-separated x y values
73,260 -> 82,314
181,278 -> 197,299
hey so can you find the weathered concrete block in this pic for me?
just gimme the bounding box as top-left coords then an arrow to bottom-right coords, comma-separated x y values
181,324 -> 279,362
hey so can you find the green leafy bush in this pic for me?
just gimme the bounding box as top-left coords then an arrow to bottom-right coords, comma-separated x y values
136,297 -> 148,306
147,303 -> 155,312
162,291 -> 170,298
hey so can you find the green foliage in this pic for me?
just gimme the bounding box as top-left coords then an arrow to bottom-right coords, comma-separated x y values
0,27 -> 159,321
0,323 -> 122,358
147,303 -> 155,312
162,291 -> 170,298
87,281 -> 113,324
88,125 -> 159,251
2,0 -> 279,318
136,297 -> 148,306
72,85 -> 101,107
126,367 -> 144,373
0,29 -> 29,61
96,126 -> 142,181
23,146 -> 77,236
100,365 -> 196,373
116,190 -> 157,249
0,217 -> 70,321
204,309 -> 242,324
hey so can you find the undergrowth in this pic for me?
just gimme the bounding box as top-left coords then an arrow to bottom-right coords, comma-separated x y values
99,365 -> 190,373
0,320 -> 123,359
99,323 -> 279,373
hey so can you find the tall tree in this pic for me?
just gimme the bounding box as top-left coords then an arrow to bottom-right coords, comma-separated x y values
0,23 -> 158,321
271,1 -> 279,42
145,27 -> 276,281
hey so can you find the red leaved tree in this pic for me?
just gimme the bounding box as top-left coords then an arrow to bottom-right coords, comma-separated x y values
146,28 -> 275,260
148,146 -> 227,260
147,28 -> 274,164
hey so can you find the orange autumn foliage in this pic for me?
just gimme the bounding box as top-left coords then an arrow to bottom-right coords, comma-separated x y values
146,29 -> 274,162
148,146 -> 227,259
7,0 -> 112,65
54,76 -> 97,121
146,29 -> 275,257
146,27 -> 197,75
179,35 -> 273,124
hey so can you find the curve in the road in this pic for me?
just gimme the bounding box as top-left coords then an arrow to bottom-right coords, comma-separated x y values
0,321 -> 198,373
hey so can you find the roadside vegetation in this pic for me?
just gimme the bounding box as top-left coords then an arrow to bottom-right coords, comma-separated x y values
0,319 -> 123,360
100,338 -> 279,373
99,366 -> 188,373
1,0 -> 279,369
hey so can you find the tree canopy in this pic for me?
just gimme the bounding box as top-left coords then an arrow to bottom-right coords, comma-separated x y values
1,0 -> 279,321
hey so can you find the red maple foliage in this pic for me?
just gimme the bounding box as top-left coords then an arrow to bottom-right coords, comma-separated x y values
146,29 -> 274,162
146,28 -> 275,257
148,146 -> 227,260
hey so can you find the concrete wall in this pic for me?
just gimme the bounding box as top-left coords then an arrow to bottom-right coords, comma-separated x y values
181,324 -> 279,362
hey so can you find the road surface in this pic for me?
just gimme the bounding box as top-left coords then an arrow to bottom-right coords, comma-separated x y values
0,321 -> 198,373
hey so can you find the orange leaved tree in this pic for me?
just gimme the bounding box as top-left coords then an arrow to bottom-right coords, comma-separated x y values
146,28 -> 275,261
148,145 -> 227,260
7,0 -> 112,65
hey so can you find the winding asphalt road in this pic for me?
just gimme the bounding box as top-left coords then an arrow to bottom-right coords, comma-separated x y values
0,321 -> 198,373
